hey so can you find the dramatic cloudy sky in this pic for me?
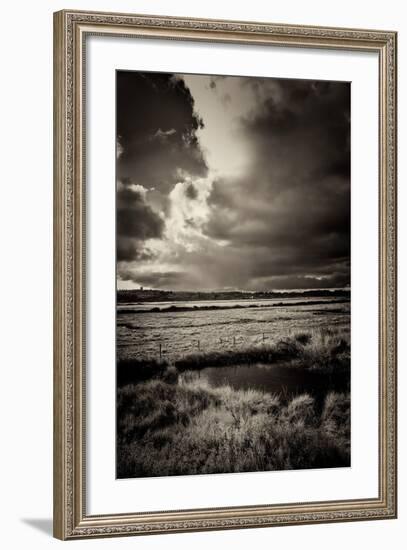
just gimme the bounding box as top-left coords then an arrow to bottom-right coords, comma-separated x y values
116,71 -> 350,291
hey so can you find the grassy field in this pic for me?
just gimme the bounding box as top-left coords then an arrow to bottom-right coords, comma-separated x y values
117,328 -> 350,478
116,296 -> 350,362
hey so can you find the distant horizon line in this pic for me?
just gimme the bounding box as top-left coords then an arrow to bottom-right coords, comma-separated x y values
117,287 -> 350,293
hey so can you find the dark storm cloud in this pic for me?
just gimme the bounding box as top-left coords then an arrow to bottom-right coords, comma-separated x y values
117,186 -> 163,240
204,78 -> 350,288
116,185 -> 164,261
116,71 -> 209,263
117,239 -> 156,262
244,79 -> 350,181
117,71 -> 207,196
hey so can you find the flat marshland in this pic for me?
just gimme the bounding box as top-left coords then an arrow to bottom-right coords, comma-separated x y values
117,298 -> 351,478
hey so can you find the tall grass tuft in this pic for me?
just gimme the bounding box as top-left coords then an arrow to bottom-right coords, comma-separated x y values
117,379 -> 350,478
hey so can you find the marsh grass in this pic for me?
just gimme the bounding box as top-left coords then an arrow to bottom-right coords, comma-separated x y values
117,375 -> 350,477
117,327 -> 350,386
116,328 -> 350,478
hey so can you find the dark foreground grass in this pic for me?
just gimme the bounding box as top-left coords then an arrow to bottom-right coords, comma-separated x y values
117,376 -> 350,478
117,328 -> 350,478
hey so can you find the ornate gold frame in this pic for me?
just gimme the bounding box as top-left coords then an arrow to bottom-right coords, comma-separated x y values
53,9 -> 397,540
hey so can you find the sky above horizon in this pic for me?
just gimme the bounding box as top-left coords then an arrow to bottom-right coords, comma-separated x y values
116,71 -> 350,291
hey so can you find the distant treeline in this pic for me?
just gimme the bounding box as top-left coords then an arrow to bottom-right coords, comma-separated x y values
117,288 -> 351,304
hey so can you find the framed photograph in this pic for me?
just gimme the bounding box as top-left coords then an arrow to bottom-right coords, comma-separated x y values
53,9 -> 397,540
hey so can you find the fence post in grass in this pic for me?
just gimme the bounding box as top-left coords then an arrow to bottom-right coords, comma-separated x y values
159,342 -> 162,360
263,332 -> 265,343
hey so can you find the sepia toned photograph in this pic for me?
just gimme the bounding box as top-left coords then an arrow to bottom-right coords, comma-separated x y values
116,70 -> 351,479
